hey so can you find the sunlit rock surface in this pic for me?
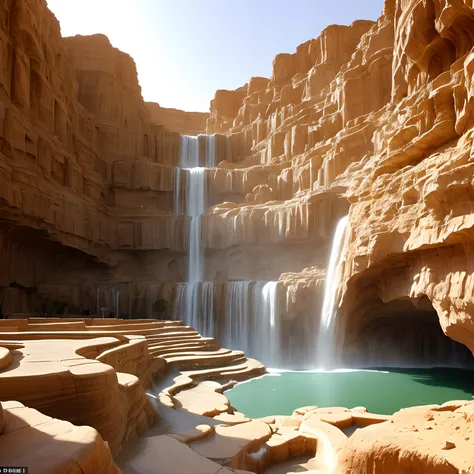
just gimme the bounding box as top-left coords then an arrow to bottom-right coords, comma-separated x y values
0,318 -> 267,471
1,0 -> 474,471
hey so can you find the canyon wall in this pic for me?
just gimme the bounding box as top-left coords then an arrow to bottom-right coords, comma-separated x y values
146,102 -> 208,136
1,0 -> 474,368
0,1 -> 204,316
202,0 -> 474,364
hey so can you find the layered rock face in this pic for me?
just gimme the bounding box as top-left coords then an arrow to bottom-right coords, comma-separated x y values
146,102 -> 209,136
200,0 -> 474,368
0,1 -> 208,317
0,317 -> 265,471
3,0 -> 474,371
1,0 -> 474,472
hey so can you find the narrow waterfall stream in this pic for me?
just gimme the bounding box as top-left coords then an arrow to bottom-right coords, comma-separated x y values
174,134 -> 282,368
177,135 -> 215,332
316,215 -> 349,368
261,281 -> 280,367
186,168 -> 205,282
225,281 -> 251,355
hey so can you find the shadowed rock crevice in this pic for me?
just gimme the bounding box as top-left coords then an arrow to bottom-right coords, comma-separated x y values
342,295 -> 474,368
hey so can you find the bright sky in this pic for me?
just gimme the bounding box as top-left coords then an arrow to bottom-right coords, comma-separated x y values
47,0 -> 385,113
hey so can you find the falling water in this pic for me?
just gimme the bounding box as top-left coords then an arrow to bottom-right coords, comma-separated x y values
207,134 -> 216,168
174,280 -> 281,367
179,134 -> 216,168
175,282 -> 215,336
174,168 -> 181,215
261,281 -> 280,367
187,168 -> 205,281
224,281 -> 251,354
180,135 -> 200,167
223,281 -> 281,367
174,134 -> 284,366
317,215 -> 349,368
176,134 -> 216,333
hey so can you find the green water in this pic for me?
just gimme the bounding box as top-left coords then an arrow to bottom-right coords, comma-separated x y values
226,368 -> 474,417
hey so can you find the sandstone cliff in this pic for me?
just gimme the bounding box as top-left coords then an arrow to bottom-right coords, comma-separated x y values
2,0 -> 474,370
1,0 -> 474,472
146,102 -> 209,136
0,3 -> 206,316
202,0 -> 474,367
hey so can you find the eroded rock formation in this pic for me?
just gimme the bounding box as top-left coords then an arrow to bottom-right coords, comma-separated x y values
146,102 -> 209,136
1,0 -> 474,368
0,317 -> 265,471
200,0 -> 474,368
2,0 -> 474,471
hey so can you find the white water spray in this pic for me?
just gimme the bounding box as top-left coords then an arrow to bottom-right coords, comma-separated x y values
176,135 -> 216,332
175,282 -> 215,336
174,168 -> 181,215
187,168 -> 205,282
261,281 -> 280,367
317,215 -> 349,368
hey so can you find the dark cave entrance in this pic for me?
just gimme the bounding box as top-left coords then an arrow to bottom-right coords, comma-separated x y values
343,296 -> 474,368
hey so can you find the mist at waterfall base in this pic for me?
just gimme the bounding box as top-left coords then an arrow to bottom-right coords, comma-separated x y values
174,280 -> 282,367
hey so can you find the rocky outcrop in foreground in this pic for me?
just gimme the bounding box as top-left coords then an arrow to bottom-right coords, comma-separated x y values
339,401 -> 474,473
2,318 -> 472,474
0,317 -> 264,471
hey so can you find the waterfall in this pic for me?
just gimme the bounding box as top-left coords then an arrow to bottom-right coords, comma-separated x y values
261,281 -> 280,367
223,281 -> 281,368
180,135 -> 199,167
187,168 -> 205,281
317,215 -> 349,368
207,134 -> 216,168
174,134 -> 284,367
176,135 -> 216,334
174,168 -> 181,215
179,134 -> 216,168
175,282 -> 214,336
224,281 -> 251,355
175,280 -> 281,367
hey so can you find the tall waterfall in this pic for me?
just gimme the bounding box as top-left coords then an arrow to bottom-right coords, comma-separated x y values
174,133 -> 283,367
317,215 -> 349,368
176,135 -> 216,332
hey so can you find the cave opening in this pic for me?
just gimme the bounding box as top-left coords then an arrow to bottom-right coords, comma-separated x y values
343,295 -> 474,369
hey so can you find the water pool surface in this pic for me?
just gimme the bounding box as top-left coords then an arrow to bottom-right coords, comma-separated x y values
226,368 -> 474,417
